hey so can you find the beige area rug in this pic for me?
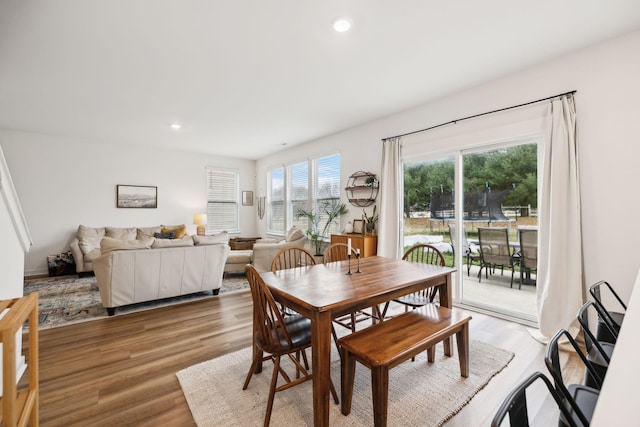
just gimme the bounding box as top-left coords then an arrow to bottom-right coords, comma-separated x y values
177,339 -> 514,426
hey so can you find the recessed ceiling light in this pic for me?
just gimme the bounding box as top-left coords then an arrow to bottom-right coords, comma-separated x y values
333,18 -> 351,33
170,123 -> 182,130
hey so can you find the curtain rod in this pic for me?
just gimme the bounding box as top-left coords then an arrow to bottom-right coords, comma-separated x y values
382,90 -> 577,141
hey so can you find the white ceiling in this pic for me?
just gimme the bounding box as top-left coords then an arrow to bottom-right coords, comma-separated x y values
1,1 -> 639,160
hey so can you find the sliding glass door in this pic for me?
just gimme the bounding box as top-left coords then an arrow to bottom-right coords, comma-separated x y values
403,140 -> 538,325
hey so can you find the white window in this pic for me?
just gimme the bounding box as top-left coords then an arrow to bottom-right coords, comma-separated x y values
267,153 -> 341,236
206,168 -> 239,233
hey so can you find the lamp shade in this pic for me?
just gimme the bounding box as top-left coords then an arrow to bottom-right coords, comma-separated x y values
193,213 -> 207,225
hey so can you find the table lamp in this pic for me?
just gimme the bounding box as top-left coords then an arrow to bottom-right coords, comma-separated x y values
193,213 -> 207,236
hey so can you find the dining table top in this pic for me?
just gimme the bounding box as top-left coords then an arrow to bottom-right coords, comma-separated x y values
259,255 -> 456,317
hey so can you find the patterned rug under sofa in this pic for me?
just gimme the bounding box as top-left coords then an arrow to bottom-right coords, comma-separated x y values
23,273 -> 250,329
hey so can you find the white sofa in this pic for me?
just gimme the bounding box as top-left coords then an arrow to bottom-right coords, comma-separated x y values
71,224 -> 230,314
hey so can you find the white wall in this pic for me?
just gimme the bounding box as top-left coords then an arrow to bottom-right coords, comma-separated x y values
0,132 -> 257,276
257,30 -> 640,302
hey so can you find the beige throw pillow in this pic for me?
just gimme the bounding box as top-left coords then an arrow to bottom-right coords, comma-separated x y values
137,226 -> 162,240
100,236 -> 153,254
106,227 -> 137,240
193,231 -> 229,246
286,227 -> 305,242
77,225 -> 105,255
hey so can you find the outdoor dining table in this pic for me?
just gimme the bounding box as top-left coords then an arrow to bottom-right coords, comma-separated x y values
258,255 -> 456,427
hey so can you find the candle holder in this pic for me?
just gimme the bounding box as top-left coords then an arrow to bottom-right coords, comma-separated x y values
355,251 -> 361,273
346,253 -> 352,275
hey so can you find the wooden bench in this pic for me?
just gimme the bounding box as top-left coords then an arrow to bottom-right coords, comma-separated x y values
338,305 -> 472,427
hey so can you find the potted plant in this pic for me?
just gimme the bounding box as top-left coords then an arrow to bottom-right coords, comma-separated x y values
297,201 -> 349,255
363,205 -> 378,235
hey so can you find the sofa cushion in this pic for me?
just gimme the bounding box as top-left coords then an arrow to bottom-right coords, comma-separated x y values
161,224 -> 188,239
285,226 -> 305,242
193,231 -> 229,246
154,232 -> 176,239
106,227 -> 137,240
137,226 -> 162,240
77,225 -> 106,255
151,236 -> 194,249
101,236 -> 153,254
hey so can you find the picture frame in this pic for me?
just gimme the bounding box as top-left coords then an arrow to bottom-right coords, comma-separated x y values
352,219 -> 364,234
116,185 -> 157,208
242,190 -> 254,206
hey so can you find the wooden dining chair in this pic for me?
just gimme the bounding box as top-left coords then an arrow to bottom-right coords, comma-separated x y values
270,246 -> 317,272
270,246 -> 317,316
323,243 -> 382,333
243,265 -> 338,427
380,244 -> 446,318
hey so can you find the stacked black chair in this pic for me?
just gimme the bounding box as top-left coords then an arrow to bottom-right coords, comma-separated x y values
545,329 -> 602,427
589,280 -> 626,344
576,301 -> 614,389
491,371 -> 578,427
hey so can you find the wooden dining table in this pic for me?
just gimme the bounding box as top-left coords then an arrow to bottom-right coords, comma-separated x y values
259,255 -> 456,427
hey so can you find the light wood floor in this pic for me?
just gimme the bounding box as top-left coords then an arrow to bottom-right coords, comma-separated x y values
30,288 -> 582,426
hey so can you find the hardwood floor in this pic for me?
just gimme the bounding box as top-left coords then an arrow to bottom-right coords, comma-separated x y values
30,289 -> 582,426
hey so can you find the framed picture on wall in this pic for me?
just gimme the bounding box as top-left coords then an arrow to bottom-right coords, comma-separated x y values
242,191 -> 254,206
116,185 -> 157,208
352,219 -> 364,234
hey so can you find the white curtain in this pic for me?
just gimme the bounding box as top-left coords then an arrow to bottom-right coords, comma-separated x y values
537,95 -> 583,339
378,137 -> 403,258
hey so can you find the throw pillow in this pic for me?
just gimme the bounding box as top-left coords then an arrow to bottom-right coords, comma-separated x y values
160,224 -> 188,239
100,237 -> 152,254
105,226 -> 137,240
193,231 -> 229,246
154,231 -> 176,239
77,225 -> 105,255
137,226 -> 162,240
151,237 -> 195,249
286,227 -> 305,242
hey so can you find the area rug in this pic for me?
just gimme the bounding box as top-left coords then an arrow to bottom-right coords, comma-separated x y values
23,274 -> 249,329
176,339 -> 514,427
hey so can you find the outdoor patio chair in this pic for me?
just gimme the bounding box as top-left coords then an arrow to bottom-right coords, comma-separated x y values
589,280 -> 626,344
448,224 -> 480,276
517,227 -> 538,288
477,227 -> 520,288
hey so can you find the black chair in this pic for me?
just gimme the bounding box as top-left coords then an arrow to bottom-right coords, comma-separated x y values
477,227 -> 520,288
491,371 -> 578,427
576,301 -> 614,389
545,329 -> 601,427
589,280 -> 626,344
243,265 -> 338,426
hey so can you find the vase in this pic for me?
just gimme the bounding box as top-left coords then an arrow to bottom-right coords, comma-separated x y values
345,221 -> 353,234
365,223 -> 375,236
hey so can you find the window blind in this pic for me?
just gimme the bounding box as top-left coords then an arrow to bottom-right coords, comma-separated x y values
206,168 -> 239,232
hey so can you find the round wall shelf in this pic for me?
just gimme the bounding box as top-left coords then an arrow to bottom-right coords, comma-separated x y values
345,171 -> 378,207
